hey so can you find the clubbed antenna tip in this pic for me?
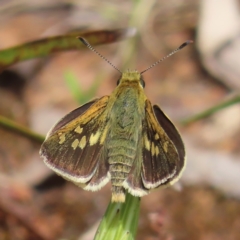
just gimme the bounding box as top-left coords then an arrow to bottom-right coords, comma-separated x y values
141,40 -> 193,74
179,40 -> 194,49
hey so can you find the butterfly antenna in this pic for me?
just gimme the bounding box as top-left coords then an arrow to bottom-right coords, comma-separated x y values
141,40 -> 193,74
79,37 -> 122,74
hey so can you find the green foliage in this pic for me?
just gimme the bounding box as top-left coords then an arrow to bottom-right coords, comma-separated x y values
94,193 -> 140,240
64,70 -> 102,104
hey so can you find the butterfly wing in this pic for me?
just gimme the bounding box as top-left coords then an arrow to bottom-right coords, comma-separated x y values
40,96 -> 111,191
152,104 -> 185,178
122,136 -> 149,197
141,99 -> 186,189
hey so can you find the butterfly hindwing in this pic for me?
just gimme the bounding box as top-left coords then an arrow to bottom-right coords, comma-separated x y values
40,96 -> 111,189
84,145 -> 110,191
141,99 -> 183,189
123,135 -> 149,197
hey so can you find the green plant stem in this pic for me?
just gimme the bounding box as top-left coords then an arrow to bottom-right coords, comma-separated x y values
94,193 -> 140,240
0,115 -> 44,143
181,93 -> 240,125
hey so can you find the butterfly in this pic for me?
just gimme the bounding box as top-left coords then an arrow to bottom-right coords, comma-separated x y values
40,38 -> 191,202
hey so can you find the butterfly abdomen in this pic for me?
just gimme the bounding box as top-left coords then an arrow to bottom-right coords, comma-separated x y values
108,138 -> 137,202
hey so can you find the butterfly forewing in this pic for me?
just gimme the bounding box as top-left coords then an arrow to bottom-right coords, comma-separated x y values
153,105 -> 185,169
152,105 -> 185,184
40,96 -> 111,188
47,100 -> 97,136
141,100 -> 182,189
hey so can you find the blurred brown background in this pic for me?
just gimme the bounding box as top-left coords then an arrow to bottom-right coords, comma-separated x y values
0,0 -> 240,239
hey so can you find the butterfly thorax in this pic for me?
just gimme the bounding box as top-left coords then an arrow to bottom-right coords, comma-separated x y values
106,71 -> 146,202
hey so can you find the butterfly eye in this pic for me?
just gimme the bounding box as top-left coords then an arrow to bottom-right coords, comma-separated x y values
140,77 -> 145,88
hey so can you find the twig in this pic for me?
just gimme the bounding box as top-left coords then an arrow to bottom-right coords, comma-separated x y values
0,115 -> 44,143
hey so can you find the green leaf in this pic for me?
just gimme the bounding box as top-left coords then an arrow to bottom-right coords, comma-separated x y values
0,28 -> 135,71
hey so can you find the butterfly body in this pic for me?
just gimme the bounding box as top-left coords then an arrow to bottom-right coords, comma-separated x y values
105,71 -> 146,201
40,71 -> 185,202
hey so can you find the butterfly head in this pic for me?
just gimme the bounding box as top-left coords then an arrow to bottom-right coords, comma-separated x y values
117,70 -> 145,88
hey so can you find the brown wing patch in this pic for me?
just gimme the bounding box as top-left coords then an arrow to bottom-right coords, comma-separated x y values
40,96 -> 110,189
141,100 -> 181,189
153,105 -> 185,175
